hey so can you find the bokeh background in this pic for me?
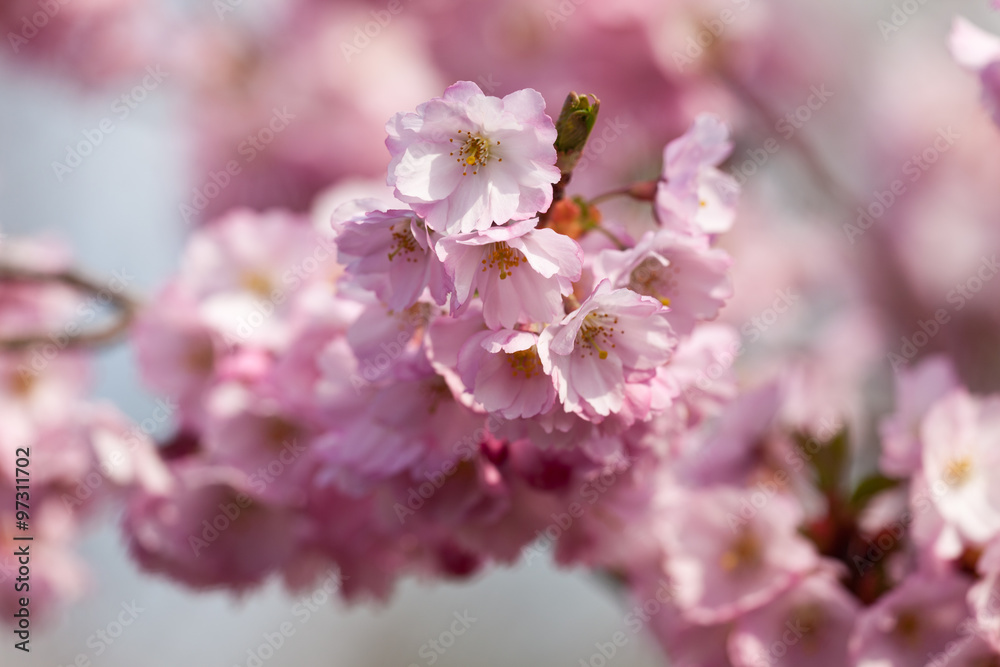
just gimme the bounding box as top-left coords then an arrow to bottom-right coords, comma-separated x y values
2,0 -> 999,664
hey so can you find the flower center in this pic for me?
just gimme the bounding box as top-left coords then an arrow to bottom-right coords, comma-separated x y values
265,417 -> 300,450
185,337 -> 216,374
628,257 -> 673,307
720,530 -> 762,573
944,456 -> 973,487
893,611 -> 921,643
482,242 -> 523,280
9,370 -> 36,398
387,222 -> 420,263
576,312 -> 621,360
240,271 -> 273,298
507,347 -> 541,378
449,131 -> 501,176
793,604 -> 823,652
425,377 -> 452,415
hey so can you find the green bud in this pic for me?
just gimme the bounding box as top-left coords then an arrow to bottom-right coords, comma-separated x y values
554,92 -> 600,178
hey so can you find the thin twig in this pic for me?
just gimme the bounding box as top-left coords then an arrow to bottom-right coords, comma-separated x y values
0,264 -> 140,350
587,187 -> 634,207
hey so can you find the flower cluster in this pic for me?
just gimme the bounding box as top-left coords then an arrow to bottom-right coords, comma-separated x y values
123,84 -> 740,602
617,354 -> 1000,666
0,238 -> 166,621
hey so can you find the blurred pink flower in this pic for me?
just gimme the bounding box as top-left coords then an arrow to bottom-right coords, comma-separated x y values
656,113 -> 740,236
849,570 -> 974,666
951,18 -> 1000,126
921,389 -> 1000,546
124,463 -> 305,591
662,487 -> 819,625
728,572 -> 859,667
879,354 -> 960,479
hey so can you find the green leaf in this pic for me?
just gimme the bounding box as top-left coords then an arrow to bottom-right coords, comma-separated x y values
850,474 -> 900,512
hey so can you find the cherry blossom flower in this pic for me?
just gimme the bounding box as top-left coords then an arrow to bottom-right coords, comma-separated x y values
879,355 -> 960,479
951,18 -> 1000,126
595,228 -> 732,337
334,204 -> 451,310
537,281 -> 677,422
920,390 -> 1000,545
728,572 -> 860,667
456,328 -> 556,419
386,81 -> 561,234
661,487 -> 820,625
849,570 -> 974,666
124,463 -> 306,591
656,114 -> 740,236
436,218 -> 583,329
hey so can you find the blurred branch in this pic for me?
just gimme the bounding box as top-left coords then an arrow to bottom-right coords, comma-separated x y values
716,67 -> 860,208
0,264 -> 140,350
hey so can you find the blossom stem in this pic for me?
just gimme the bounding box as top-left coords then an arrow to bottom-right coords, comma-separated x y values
587,188 -> 633,206
590,225 -> 628,251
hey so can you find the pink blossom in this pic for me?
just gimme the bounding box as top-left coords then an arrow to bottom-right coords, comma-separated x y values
656,114 -> 740,236
456,328 -> 555,419
0,494 -> 87,624
920,390 -> 1000,545
386,81 -> 560,234
678,382 -> 784,488
880,355 -> 960,479
425,304 -> 489,407
951,18 -> 1000,126
124,463 -> 305,591
131,284 -> 220,426
0,348 -> 89,431
596,228 -> 732,337
312,366 -> 485,493
0,0 -> 168,87
200,394 -> 313,505
334,204 -> 451,310
728,572 -> 860,667
436,218 -> 583,329
849,570 -> 974,666
661,323 -> 740,430
179,208 -> 337,347
537,281 -> 677,422
634,572 -> 735,667
344,301 -> 438,390
661,487 -> 819,625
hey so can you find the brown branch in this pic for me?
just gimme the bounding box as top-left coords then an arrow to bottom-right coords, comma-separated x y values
0,264 -> 140,350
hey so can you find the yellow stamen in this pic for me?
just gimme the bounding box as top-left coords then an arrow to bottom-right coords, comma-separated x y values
240,271 -> 273,298
457,130 -> 495,175
944,456 -> 973,487
387,222 -> 420,263
720,530 -> 762,573
482,242 -> 523,279
508,348 -> 541,378
628,257 -> 674,308
577,312 -> 619,360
